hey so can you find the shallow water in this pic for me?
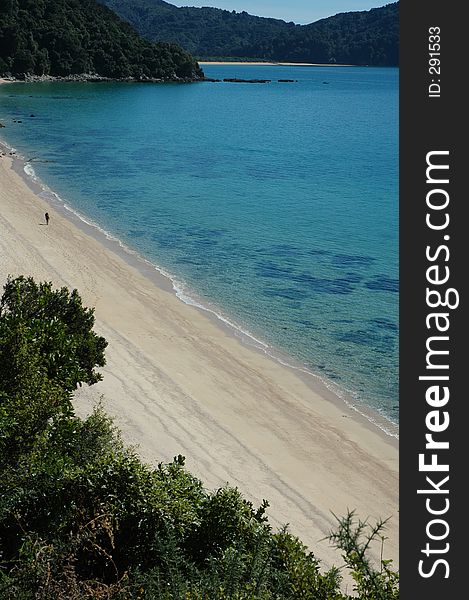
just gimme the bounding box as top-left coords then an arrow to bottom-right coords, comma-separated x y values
0,64 -> 399,428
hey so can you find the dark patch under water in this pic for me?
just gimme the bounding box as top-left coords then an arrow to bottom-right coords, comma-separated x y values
0,65 -> 398,425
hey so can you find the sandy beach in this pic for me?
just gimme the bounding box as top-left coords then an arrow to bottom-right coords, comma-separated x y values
199,61 -> 352,67
0,149 -> 398,571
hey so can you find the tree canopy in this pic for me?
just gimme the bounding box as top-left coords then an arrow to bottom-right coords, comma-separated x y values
0,0 -> 203,79
0,276 -> 107,391
99,1 -> 399,66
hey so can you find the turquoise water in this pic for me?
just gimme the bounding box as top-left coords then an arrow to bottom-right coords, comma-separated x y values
0,65 -> 398,429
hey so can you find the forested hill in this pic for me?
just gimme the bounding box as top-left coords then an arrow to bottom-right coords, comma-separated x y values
98,1 -> 399,66
0,0 -> 203,80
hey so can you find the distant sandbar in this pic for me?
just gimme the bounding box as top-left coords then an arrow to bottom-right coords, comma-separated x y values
198,61 -> 353,67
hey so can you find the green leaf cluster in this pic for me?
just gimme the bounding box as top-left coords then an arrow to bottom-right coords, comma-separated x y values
0,275 -> 107,463
0,277 -> 399,598
99,1 -> 398,67
0,0 -> 203,79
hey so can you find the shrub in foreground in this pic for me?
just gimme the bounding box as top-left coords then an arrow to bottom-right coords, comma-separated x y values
0,277 -> 398,598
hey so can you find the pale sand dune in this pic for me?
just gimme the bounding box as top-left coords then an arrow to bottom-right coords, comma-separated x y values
0,153 -> 398,571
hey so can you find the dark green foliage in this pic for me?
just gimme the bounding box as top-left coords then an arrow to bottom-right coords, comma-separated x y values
0,0 -> 203,79
0,276 -> 107,464
329,511 -> 400,599
0,277 -> 398,598
99,1 -> 399,66
0,276 -> 107,391
272,5 -> 399,67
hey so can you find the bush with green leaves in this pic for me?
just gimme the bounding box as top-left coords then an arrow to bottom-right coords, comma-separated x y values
0,275 -> 107,464
1,276 -> 107,391
0,277 -> 398,598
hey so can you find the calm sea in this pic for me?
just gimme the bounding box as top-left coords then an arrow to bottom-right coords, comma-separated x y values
0,65 -> 399,432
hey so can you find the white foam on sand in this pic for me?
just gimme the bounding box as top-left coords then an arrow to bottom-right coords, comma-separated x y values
16,152 -> 399,440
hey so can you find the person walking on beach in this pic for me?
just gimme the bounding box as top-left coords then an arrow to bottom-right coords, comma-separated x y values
45,212 -> 49,225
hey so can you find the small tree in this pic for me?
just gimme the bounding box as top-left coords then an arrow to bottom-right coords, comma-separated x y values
0,276 -> 107,392
328,510 -> 399,599
0,276 -> 108,465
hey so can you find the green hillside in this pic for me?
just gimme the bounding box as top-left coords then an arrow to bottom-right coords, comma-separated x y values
0,0 -> 203,80
99,0 -> 399,66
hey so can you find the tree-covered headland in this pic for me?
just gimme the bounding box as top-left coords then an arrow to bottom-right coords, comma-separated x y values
0,0 -> 203,80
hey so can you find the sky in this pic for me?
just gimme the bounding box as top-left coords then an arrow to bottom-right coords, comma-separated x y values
171,1 -> 390,24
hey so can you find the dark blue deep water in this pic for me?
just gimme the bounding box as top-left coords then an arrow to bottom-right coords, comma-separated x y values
0,65 -> 399,429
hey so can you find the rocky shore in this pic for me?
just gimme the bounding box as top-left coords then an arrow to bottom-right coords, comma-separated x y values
2,73 -> 301,85
0,72 -> 204,84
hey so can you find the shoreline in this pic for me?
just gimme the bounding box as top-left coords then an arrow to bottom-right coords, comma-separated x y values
0,141 -> 398,570
0,73 -> 203,84
7,138 -> 398,440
